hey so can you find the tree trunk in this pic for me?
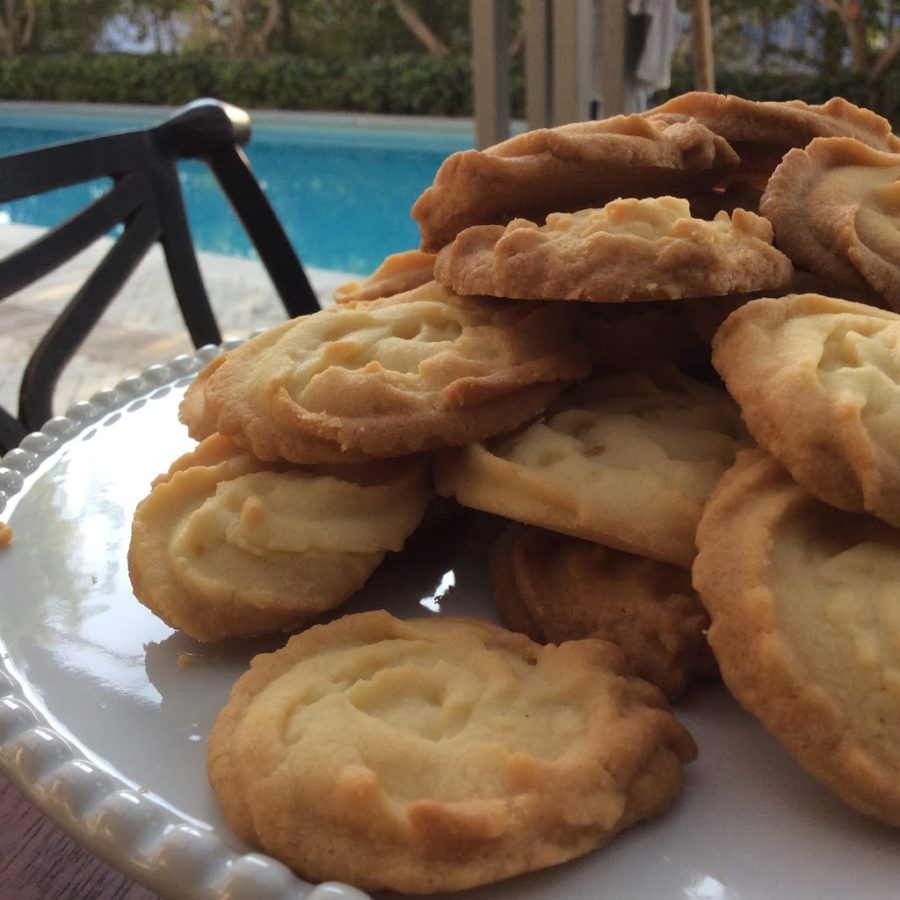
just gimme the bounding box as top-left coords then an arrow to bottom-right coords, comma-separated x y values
249,0 -> 281,56
756,16 -> 768,70
509,16 -> 525,57
2,0 -> 18,55
872,29 -> 900,80
1,0 -> 35,55
228,0 -> 247,57
191,0 -> 227,51
79,4 -> 93,54
21,0 -> 36,52
391,0 -> 449,57
844,5 -> 870,70
152,15 -> 163,53
817,0 -> 870,71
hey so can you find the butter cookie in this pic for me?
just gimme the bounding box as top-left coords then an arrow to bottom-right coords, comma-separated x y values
491,525 -> 717,700
435,365 -> 748,568
693,448 -> 900,826
333,249 -> 436,303
413,114 -> 739,251
760,137 -> 900,309
128,436 -> 431,641
434,197 -> 792,302
190,282 -> 590,463
179,350 -> 373,465
649,92 -> 900,186
712,293 -> 900,526
207,610 -> 696,893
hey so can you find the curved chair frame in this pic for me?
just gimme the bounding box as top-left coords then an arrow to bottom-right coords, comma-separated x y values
0,98 -> 320,452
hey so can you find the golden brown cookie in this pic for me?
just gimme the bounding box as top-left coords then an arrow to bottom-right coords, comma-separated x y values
760,137 -> 900,309
435,364 -> 748,568
434,197 -> 792,302
693,447 -> 900,826
413,114 -> 739,251
151,430 -> 244,485
491,525 -> 717,700
648,92 -> 900,186
179,350 -> 374,466
712,293 -> 900,526
179,353 -> 226,443
128,436 -> 431,641
192,282 -> 590,463
207,610 -> 697,893
332,249 -> 436,303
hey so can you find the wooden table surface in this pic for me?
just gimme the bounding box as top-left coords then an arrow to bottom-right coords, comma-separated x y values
0,770 -> 158,900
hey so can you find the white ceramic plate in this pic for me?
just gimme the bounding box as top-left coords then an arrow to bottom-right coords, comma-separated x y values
0,350 -> 898,900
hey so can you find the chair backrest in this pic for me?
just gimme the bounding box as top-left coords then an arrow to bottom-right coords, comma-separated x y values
0,97 -> 320,453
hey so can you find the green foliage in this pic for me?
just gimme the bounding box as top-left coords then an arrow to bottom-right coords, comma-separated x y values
0,51 -> 525,116
273,0 -> 470,61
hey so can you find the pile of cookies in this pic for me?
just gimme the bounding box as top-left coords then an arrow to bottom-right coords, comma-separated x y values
128,91 -> 900,894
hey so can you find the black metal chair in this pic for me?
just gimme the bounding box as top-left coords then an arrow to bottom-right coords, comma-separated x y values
0,97 -> 321,453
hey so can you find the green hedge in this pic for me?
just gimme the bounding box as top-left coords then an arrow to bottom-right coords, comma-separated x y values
0,52 -> 527,118
1,52 -> 899,127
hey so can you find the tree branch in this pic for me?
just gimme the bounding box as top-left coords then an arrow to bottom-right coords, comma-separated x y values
391,0 -> 449,57
21,0 -> 35,51
250,0 -> 281,56
872,29 -> 900,80
815,0 -> 869,71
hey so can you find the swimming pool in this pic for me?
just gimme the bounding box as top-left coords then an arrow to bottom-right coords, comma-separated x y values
0,104 -> 475,274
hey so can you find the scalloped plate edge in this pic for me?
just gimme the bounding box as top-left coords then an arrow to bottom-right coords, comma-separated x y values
0,345 -> 371,900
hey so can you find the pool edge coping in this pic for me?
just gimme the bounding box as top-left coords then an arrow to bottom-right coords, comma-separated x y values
0,100 -> 526,138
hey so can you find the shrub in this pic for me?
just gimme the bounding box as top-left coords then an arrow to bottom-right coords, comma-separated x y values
0,52 -> 489,117
0,52 -> 895,126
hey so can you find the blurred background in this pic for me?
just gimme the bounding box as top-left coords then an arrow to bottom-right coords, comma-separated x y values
0,0 -> 895,126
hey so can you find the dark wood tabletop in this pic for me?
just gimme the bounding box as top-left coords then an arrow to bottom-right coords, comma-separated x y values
0,770 -> 159,900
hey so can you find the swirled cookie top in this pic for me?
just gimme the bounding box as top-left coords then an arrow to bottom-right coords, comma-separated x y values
201,282 -> 590,460
436,365 -> 748,568
412,114 -> 739,251
332,249 -> 436,304
208,610 -> 696,892
712,293 -> 900,525
693,448 -> 900,825
775,509 -> 900,763
129,436 -> 430,640
648,92 -> 900,153
176,466 -> 426,559
648,92 -> 900,187
243,619 -> 600,782
760,137 -> 900,309
434,196 -> 793,302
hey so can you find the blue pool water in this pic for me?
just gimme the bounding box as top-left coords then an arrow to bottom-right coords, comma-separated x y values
0,108 -> 474,274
